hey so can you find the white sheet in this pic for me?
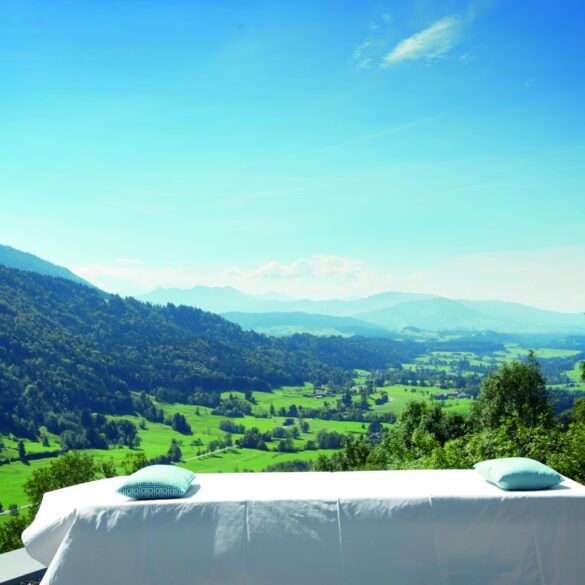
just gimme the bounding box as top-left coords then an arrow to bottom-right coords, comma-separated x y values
22,469 -> 585,585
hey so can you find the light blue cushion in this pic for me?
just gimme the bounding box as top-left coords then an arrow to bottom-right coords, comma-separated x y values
474,457 -> 562,491
117,465 -> 195,499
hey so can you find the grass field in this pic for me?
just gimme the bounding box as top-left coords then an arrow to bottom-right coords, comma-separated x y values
566,360 -> 585,391
0,376 -> 472,509
0,458 -> 54,508
182,447 -> 336,473
501,345 -> 582,360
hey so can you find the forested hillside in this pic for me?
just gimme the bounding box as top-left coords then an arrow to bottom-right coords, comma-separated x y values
0,244 -> 95,288
0,266 -> 412,440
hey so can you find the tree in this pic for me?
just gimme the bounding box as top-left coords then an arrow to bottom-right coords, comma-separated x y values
277,438 -> 296,453
24,451 -> 98,516
0,516 -> 28,554
100,458 -> 118,478
574,398 -> 585,423
341,391 -> 353,408
471,352 -> 552,430
17,440 -> 27,462
123,452 -> 147,474
171,413 -> 192,435
8,505 -> 18,516
167,439 -> 182,462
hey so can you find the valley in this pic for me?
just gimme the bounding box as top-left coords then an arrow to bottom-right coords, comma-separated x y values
2,341 -> 583,515
0,251 -> 584,555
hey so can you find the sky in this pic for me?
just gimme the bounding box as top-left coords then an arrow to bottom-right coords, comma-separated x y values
0,0 -> 584,311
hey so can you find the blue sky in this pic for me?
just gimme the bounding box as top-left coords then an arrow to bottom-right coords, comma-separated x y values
0,0 -> 584,310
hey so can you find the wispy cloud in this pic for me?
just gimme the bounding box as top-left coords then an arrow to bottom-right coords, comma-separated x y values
351,40 -> 377,69
351,1 -> 493,69
382,14 -> 464,66
350,13 -> 393,70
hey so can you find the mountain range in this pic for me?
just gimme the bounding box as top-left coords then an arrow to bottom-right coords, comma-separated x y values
142,285 -> 585,336
1,244 -> 583,336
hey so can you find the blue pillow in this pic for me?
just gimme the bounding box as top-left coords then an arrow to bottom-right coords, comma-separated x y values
474,457 -> 562,491
117,465 -> 195,499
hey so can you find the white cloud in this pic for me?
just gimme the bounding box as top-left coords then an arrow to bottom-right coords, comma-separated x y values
250,255 -> 364,280
69,262 -> 199,296
382,14 -> 464,66
396,245 -> 585,313
68,245 -> 585,313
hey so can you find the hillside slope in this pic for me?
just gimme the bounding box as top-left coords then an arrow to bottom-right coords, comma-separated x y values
0,244 -> 96,289
358,297 -> 585,334
358,297 -> 494,331
0,266 -> 412,438
223,311 -> 394,337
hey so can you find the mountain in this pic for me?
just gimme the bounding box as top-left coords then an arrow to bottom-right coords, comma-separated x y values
142,283 -> 585,335
140,285 -> 433,316
222,311 -> 395,338
358,298 -> 497,331
141,285 -> 281,314
0,244 -> 96,289
0,265 -> 412,439
358,297 -> 585,334
458,300 -> 585,332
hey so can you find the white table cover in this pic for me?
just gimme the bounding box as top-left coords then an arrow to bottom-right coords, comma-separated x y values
22,469 -> 585,585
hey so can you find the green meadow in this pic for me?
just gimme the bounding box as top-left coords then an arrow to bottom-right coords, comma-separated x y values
1,346 -> 582,512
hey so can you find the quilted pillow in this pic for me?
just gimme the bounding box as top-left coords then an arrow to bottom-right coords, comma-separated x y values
474,457 -> 562,491
117,465 -> 195,499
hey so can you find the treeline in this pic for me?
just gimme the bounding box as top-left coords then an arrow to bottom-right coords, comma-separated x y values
0,265 -> 413,442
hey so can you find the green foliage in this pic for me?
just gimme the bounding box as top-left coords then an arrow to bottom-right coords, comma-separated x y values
171,413 -> 192,435
123,452 -> 148,474
0,515 -> 28,554
315,429 -> 345,449
265,459 -> 312,472
23,451 -> 98,516
17,440 -> 26,462
100,458 -> 118,478
277,438 -> 296,452
471,351 -> 552,430
574,397 -> 585,423
212,395 -> 252,418
314,355 -> 585,485
398,400 -> 467,447
167,439 -> 182,462
313,436 -> 371,471
237,427 -> 270,450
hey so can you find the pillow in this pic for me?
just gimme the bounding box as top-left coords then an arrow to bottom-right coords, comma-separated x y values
474,457 -> 562,491
117,465 -> 195,500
